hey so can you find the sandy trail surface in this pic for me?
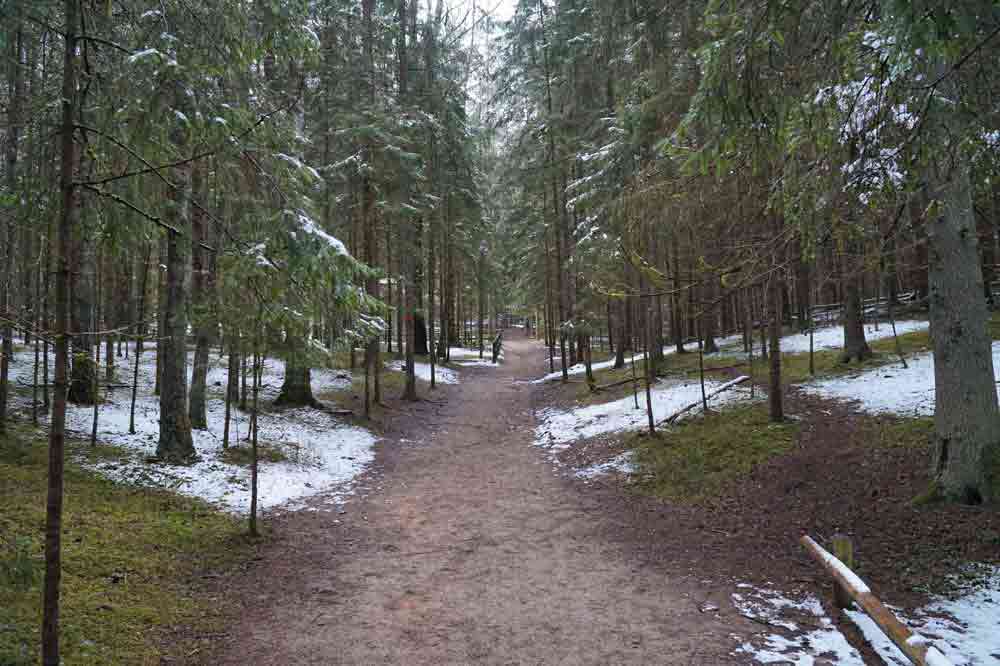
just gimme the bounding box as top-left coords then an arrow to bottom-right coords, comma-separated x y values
214,331 -> 739,665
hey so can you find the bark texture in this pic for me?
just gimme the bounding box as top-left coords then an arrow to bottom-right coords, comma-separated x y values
156,162 -> 196,462
840,261 -> 871,363
43,6 -> 77,660
276,340 -> 320,408
927,145 -> 1000,504
188,187 -> 212,429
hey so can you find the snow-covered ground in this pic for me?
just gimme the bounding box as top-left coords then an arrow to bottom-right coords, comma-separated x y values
574,452 -> 636,480
386,359 -> 459,384
530,321 -> 928,384
531,351 -> 649,384
803,341 -> 1000,417
533,377 -> 750,450
531,332 -> 753,384
448,345 -> 503,366
733,584 -> 864,663
7,345 -> 377,514
734,566 -> 1000,664
453,358 -> 501,368
846,565 -> 1000,664
715,319 -> 929,356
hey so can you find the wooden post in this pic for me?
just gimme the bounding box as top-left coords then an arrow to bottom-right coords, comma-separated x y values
830,533 -> 853,609
800,535 -> 954,666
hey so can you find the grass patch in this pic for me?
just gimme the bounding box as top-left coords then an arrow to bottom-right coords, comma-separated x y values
219,442 -> 289,466
631,403 -> 800,503
876,417 -> 934,451
0,422 -> 248,665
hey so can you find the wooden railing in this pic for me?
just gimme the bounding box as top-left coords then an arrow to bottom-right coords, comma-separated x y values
800,535 -> 954,666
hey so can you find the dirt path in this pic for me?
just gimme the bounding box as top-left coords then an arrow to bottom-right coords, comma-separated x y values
214,332 -> 739,665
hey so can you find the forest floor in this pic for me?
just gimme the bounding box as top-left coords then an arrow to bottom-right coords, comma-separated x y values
206,330 -> 754,664
6,325 -> 995,663
201,326 -> 1000,665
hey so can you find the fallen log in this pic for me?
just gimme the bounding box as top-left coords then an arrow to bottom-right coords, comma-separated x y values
800,535 -> 954,666
589,375 -> 644,393
657,375 -> 749,426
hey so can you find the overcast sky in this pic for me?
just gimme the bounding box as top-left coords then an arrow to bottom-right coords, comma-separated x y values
447,0 -> 517,23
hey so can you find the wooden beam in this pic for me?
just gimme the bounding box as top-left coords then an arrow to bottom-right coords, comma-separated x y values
800,535 -> 954,666
656,375 -> 750,426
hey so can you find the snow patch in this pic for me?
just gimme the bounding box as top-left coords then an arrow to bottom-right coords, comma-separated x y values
736,567 -> 999,665
845,565 -> 1000,665
454,359 -> 500,368
574,452 -> 636,480
802,341 -> 1000,417
9,345 -> 372,515
732,585 -> 865,664
386,360 -> 459,385
534,377 -> 748,449
716,320 -> 928,357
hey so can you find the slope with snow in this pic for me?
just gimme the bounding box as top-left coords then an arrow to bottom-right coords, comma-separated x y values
803,341 -> 1000,417
533,377 -> 750,450
734,566 -> 1000,665
732,584 -> 866,663
386,359 -> 460,384
529,320 -> 928,385
8,345 -> 376,515
715,319 -> 929,356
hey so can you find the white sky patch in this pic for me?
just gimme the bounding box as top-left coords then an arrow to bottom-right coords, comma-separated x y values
11,345 -> 375,514
534,377 -> 749,450
802,341 -> 1000,417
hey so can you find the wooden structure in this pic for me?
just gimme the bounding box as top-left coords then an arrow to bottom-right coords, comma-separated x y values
800,535 -> 954,666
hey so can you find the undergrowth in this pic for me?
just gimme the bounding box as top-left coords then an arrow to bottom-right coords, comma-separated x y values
219,442 -> 289,466
0,422 -> 248,665
631,403 -> 800,503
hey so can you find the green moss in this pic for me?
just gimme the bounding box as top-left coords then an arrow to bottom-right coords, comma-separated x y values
219,442 -> 289,466
876,417 -> 934,450
989,311 -> 1000,340
0,423 -> 247,665
912,479 -> 945,506
631,403 -> 799,502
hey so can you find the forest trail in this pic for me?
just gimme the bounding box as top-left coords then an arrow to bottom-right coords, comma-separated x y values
215,330 -> 737,665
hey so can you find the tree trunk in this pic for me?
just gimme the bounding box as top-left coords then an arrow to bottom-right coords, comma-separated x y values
227,336 -> 240,406
42,6 -> 77,660
155,159 -> 196,462
768,273 -> 783,422
671,235 -> 686,354
702,277 -> 719,353
978,208 -> 995,308
795,239 -> 811,331
277,339 -> 319,407
0,26 -> 23,432
841,255 -> 871,363
68,209 -> 96,404
925,102 -> 1000,503
188,175 -> 211,429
